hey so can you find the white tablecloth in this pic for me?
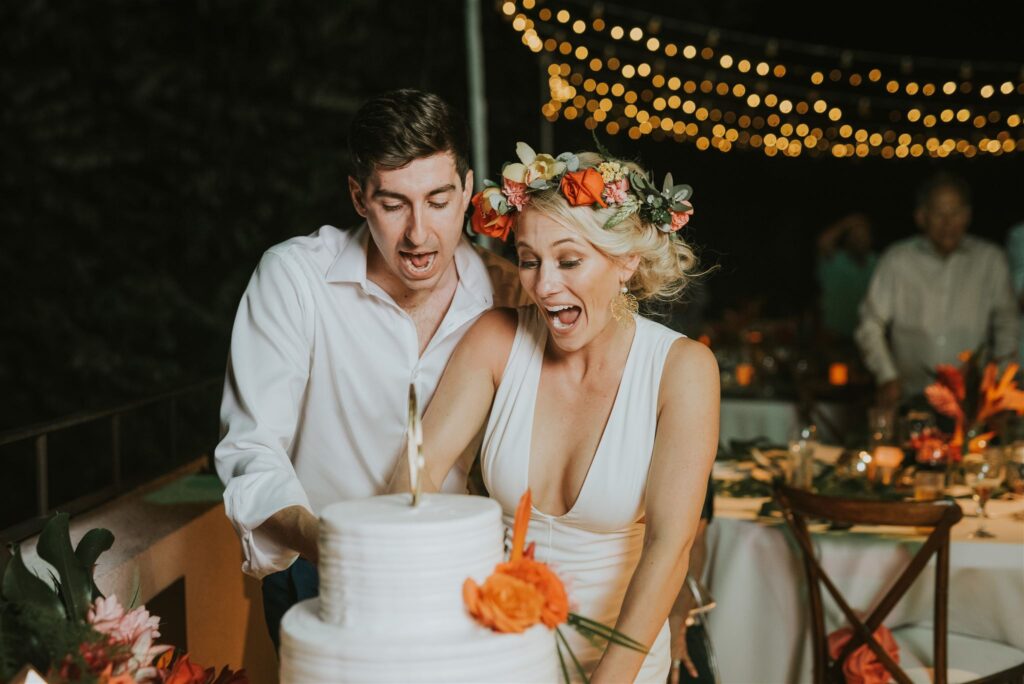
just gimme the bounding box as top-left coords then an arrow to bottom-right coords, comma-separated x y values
719,398 -> 858,446
704,496 -> 1024,684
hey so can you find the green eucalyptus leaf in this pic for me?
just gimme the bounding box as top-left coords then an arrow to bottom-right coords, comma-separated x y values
528,178 -> 548,190
1,546 -> 64,621
74,528 -> 113,600
482,178 -> 498,188
662,172 -> 674,193
671,184 -> 693,201
565,156 -> 580,172
36,513 -> 92,621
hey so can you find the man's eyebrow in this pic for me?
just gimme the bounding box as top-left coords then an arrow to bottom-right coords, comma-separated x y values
371,184 -> 457,201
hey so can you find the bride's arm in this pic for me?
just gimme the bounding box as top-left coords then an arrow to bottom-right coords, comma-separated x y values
387,308 -> 518,495
591,338 -> 719,684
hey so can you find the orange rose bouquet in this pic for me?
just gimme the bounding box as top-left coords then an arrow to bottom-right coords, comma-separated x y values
463,491 -> 645,682
0,514 -> 247,684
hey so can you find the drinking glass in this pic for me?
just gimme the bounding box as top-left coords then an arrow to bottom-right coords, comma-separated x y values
1007,442 -> 1024,496
867,406 -> 896,449
788,423 -> 817,490
963,448 -> 1007,538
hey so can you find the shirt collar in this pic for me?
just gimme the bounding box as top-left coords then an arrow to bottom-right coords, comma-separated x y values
324,223 -> 494,308
325,223 -> 370,285
914,233 -> 974,258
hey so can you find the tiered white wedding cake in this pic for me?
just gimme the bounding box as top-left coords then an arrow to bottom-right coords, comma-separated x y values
279,493 -> 559,683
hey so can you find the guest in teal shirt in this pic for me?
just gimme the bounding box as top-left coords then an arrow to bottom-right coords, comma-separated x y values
817,213 -> 877,338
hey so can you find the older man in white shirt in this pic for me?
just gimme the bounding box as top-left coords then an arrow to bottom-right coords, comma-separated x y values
855,172 -> 1018,406
214,90 -> 521,647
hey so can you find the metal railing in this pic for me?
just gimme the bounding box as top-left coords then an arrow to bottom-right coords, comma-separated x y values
0,377 -> 222,543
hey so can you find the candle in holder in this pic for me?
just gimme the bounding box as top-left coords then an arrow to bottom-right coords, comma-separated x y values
828,362 -> 849,386
873,446 -> 904,485
736,362 -> 754,387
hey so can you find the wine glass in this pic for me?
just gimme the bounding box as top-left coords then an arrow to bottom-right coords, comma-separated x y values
963,448 -> 1007,539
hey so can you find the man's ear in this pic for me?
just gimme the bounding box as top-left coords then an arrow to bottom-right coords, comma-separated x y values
348,176 -> 368,217
461,169 -> 475,207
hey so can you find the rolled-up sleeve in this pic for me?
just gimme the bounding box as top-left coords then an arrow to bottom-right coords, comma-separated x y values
855,252 -> 899,384
215,250 -> 314,578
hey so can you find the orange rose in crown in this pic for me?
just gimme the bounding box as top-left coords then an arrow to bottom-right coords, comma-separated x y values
470,187 -> 515,241
560,168 -> 608,208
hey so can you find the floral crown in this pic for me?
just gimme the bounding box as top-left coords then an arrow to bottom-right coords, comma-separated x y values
469,142 -> 694,242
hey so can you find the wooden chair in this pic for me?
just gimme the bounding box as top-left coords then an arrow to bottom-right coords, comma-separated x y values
773,484 -> 1024,684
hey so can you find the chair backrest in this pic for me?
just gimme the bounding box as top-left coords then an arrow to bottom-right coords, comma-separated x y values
773,484 -> 963,684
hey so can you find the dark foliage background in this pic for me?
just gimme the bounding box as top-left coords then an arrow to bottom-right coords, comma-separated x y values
2,0 -> 1023,432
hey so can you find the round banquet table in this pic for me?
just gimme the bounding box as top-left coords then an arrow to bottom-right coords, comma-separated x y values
702,494 -> 1024,684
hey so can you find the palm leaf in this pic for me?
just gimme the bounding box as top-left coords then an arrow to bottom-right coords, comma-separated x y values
36,513 -> 92,621
555,634 -> 572,684
74,528 -> 113,600
1,546 -> 64,621
556,626 -> 590,683
568,613 -> 649,653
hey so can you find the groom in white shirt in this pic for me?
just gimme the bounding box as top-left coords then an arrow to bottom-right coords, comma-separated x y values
214,89 -> 521,648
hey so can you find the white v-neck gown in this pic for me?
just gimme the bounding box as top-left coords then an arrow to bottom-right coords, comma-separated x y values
481,306 -> 682,683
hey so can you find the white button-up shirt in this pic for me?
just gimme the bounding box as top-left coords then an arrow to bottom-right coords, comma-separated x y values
215,224 -> 519,578
855,234 -> 1018,395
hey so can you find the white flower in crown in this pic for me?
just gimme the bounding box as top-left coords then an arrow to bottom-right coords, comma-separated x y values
502,142 -> 567,187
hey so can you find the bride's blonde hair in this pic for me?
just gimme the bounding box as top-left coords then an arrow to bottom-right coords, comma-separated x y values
518,152 -> 699,303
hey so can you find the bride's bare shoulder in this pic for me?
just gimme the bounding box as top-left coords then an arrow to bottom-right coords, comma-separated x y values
455,307 -> 520,376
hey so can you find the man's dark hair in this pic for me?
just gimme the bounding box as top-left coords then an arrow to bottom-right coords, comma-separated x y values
348,89 -> 470,187
915,170 -> 972,209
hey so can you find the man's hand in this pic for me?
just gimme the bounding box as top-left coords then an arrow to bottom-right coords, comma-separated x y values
258,505 -> 320,565
877,379 -> 901,408
668,611 -> 698,683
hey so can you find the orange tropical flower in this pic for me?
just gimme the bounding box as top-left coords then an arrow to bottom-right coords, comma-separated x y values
463,573 -> 543,633
934,364 -> 966,401
163,654 -> 210,684
924,384 -> 963,420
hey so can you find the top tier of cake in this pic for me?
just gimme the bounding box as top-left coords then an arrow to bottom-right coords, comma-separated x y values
317,493 -> 503,633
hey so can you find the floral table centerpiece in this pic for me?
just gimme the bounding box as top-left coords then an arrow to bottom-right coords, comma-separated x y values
0,514 -> 246,684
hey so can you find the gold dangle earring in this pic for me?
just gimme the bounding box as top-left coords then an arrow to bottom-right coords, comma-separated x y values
611,284 -> 639,322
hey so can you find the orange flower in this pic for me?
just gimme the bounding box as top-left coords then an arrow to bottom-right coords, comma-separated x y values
164,654 -> 210,684
496,557 -> 569,627
470,189 -> 515,241
463,573 -> 543,633
97,664 -> 138,684
560,168 -> 608,208
498,489 -> 569,627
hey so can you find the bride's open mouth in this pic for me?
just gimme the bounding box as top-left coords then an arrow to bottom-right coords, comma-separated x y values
546,304 -> 581,333
399,250 -> 437,276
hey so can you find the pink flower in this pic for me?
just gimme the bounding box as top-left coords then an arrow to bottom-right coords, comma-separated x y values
669,202 -> 693,232
502,177 -> 530,211
602,178 -> 629,205
88,595 -> 127,636
88,596 -> 171,681
827,625 -> 900,684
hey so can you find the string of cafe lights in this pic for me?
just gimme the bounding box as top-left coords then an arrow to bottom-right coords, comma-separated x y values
499,0 -> 1024,158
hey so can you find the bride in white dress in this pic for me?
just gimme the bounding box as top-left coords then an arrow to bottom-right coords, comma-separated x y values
391,147 -> 718,683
